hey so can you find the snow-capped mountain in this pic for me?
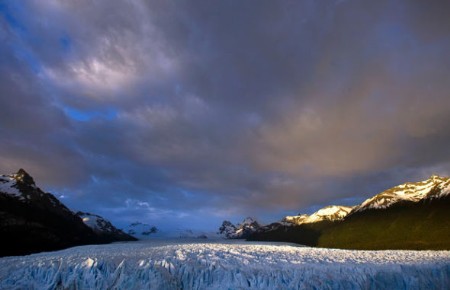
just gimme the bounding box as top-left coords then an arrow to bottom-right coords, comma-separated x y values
0,169 -> 74,213
0,170 -> 32,199
283,205 -> 353,225
77,212 -> 137,242
124,222 -> 158,239
219,217 -> 261,239
353,175 -> 450,213
0,169 -> 100,256
282,175 -> 450,226
0,169 -> 136,257
218,221 -> 237,238
250,175 -> 450,250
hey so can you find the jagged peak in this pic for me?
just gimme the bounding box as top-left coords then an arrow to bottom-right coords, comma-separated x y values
240,217 -> 260,226
391,175 -> 447,192
14,168 -> 35,185
428,174 -> 447,182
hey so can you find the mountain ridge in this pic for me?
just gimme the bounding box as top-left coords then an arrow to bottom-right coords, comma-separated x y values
283,205 -> 353,225
351,175 -> 450,213
248,175 -> 450,250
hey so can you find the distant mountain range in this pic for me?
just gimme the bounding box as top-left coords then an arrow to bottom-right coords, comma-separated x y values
246,175 -> 450,250
121,222 -> 214,239
123,222 -> 158,239
0,169 -> 136,257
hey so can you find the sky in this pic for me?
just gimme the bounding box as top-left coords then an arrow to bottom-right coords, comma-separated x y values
1,0 -> 450,231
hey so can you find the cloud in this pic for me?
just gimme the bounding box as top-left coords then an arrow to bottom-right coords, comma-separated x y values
1,0 -> 450,229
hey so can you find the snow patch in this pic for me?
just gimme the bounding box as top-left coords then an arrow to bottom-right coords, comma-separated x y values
82,257 -> 95,268
0,175 -> 22,199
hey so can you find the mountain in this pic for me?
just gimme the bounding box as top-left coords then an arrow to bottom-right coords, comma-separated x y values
249,175 -> 450,250
0,169 -> 100,256
124,222 -> 158,239
218,217 -> 261,239
283,205 -> 353,225
0,169 -> 134,257
218,221 -> 237,238
76,212 -> 137,242
352,175 -> 450,212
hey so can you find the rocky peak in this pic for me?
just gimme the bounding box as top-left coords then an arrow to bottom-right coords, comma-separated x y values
240,217 -> 259,226
429,174 -> 447,183
218,217 -> 261,239
14,168 -> 35,186
218,220 -> 236,236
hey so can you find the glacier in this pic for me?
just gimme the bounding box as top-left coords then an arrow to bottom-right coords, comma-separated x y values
0,239 -> 449,289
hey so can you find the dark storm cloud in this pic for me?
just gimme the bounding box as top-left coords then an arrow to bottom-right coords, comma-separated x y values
1,0 -> 450,229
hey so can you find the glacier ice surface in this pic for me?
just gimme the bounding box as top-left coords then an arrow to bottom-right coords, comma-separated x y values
0,239 -> 449,289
